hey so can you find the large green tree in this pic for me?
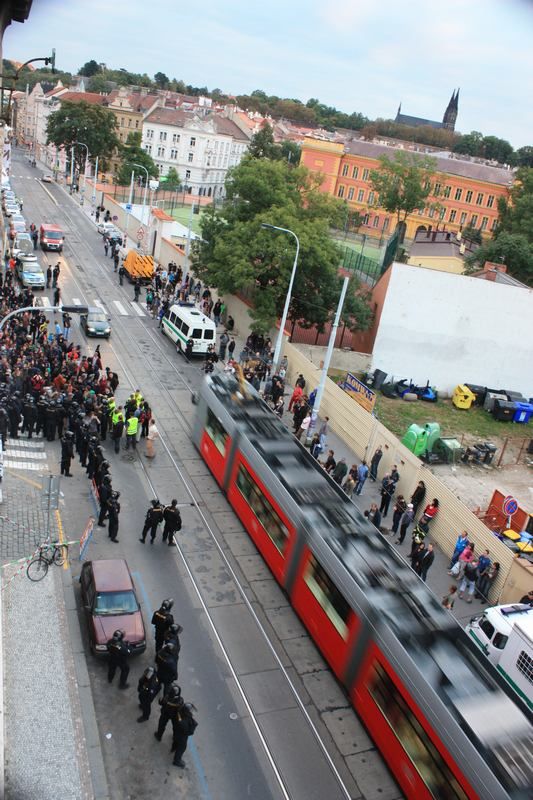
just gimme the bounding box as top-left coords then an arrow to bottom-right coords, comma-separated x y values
115,131 -> 159,185
465,233 -> 533,284
496,167 -> 533,240
46,101 -> 119,173
79,60 -> 100,77
162,166 -> 181,190
192,157 -> 372,333
369,152 -> 437,226
154,71 -> 170,89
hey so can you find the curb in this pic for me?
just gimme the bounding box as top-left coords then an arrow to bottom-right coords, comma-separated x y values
62,570 -> 110,800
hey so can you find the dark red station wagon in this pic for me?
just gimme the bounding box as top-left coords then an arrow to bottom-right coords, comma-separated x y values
80,559 -> 146,655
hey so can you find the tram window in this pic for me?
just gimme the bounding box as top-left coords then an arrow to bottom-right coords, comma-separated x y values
516,651 -> 533,685
492,633 -> 508,650
205,409 -> 228,455
479,619 -> 495,640
236,464 -> 288,554
368,662 -> 468,800
304,554 -> 350,640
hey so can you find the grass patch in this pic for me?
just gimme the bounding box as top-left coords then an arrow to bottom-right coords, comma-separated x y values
169,206 -> 205,235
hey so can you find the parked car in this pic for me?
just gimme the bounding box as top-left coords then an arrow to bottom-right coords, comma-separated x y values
4,204 -> 20,218
104,228 -> 123,247
41,174 -> 53,183
80,307 -> 111,338
96,221 -> 116,236
11,233 -> 32,258
2,191 -> 16,209
15,256 -> 45,289
9,220 -> 27,239
10,213 -> 25,227
79,559 -> 146,655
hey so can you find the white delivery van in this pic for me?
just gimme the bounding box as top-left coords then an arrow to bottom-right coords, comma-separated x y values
466,603 -> 533,710
161,302 -> 216,356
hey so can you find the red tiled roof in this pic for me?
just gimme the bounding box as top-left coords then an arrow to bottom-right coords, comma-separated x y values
58,92 -> 107,106
144,107 -> 194,127
152,208 -> 174,221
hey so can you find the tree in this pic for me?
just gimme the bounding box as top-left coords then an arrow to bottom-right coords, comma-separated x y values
280,140 -> 301,164
115,131 -> 159,185
460,223 -> 482,245
516,146 -> 533,168
46,101 -> 120,173
163,167 -> 181,190
464,233 -> 533,285
495,167 -> 533,242
248,125 -> 280,160
369,152 -> 437,226
453,130 -> 484,156
482,135 -> 515,165
87,74 -> 109,93
79,60 -> 100,77
192,157 -> 372,333
154,72 -> 170,89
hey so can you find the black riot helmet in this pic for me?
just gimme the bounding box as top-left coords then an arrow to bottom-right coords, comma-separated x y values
64,431 -> 74,440
102,474 -> 112,485
112,629 -> 124,641
161,598 -> 174,612
143,666 -> 155,680
163,642 -> 175,655
167,623 -> 183,637
169,681 -> 181,699
111,490 -> 120,500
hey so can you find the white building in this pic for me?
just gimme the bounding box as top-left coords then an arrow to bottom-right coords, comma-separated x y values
142,107 -> 250,198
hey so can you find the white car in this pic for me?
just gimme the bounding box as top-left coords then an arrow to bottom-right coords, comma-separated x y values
4,204 -> 20,218
41,174 -> 53,183
12,233 -> 33,258
96,221 -> 116,236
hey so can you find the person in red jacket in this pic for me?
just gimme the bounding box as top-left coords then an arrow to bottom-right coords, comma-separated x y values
421,498 -> 439,524
288,384 -> 303,412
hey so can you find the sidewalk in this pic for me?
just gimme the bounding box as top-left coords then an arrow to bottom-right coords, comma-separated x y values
1,458 -> 108,800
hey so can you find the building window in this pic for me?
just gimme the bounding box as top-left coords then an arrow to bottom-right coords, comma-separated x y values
449,209 -> 457,223
337,186 -> 345,198
205,409 -> 227,455
172,133 -> 180,144
363,213 -> 370,225
454,188 -> 462,201
433,182 -> 441,196
481,216 -> 489,231
342,164 -> 349,177
373,215 -> 380,228
460,212 -> 467,225
185,169 -> 191,180
368,662 -> 469,800
476,192 -> 484,205
368,191 -> 375,205
236,465 -> 289,554
362,168 -> 370,181
443,186 -> 451,198
439,207 -> 446,220
491,218 -> 498,232
190,137 -> 196,147
188,152 -> 194,163
487,194 -> 495,208
383,218 -> 390,231
304,554 -> 350,640
465,190 -> 473,203
357,189 -> 365,202
471,214 -> 478,227
145,144 -> 152,155
352,166 -> 359,179
159,131 -> 167,142
128,119 -> 131,127
347,187 -> 354,201
170,149 -> 178,160
146,129 -> 154,139
428,207 -> 435,218
135,120 -> 139,129
157,146 -> 165,157
516,650 -> 533,686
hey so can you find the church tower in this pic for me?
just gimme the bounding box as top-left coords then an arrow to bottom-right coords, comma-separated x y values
442,89 -> 459,130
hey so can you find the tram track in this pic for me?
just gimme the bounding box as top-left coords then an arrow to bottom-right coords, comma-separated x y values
37,189 -> 357,800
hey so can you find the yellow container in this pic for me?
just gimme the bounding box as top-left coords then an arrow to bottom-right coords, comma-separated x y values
452,384 -> 476,410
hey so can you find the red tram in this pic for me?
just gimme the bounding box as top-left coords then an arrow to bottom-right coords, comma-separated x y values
192,374 -> 533,800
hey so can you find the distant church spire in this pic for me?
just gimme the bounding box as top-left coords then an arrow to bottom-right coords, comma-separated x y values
442,89 -> 459,131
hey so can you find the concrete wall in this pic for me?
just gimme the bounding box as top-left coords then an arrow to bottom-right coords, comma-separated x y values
290,343 -> 371,374
371,263 -> 533,397
282,341 -> 516,602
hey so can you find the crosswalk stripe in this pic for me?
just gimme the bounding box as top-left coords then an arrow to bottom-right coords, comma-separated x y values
113,301 -> 128,316
93,300 -> 107,313
41,296 -> 51,307
130,302 -> 146,317
72,297 -> 82,305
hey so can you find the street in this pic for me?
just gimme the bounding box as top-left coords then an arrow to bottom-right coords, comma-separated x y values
6,150 -> 401,800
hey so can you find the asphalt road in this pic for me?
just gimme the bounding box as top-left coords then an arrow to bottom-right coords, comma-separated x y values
9,151 -> 401,800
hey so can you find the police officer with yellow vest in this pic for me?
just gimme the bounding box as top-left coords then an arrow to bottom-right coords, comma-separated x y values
111,406 -> 125,454
125,412 -> 139,450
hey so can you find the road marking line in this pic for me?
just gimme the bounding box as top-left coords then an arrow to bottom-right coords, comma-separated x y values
37,179 -> 59,206
72,297 -> 82,305
41,296 -> 52,307
113,301 -> 128,316
3,461 -> 47,471
93,300 -> 106,312
129,302 -> 145,317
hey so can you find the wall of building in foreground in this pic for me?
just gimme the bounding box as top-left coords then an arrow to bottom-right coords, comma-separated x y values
371,263 -> 533,397
281,341 -> 522,603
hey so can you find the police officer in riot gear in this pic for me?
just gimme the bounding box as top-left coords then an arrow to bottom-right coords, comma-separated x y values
106,630 -> 131,689
107,491 -> 120,543
155,642 -> 178,689
60,431 -> 75,476
139,499 -> 164,544
151,599 -> 174,652
162,499 -> 182,546
97,474 -> 113,527
154,681 -> 182,740
137,666 -> 161,722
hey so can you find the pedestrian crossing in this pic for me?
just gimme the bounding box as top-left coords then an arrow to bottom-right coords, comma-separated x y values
3,437 -> 49,472
38,296 -> 148,318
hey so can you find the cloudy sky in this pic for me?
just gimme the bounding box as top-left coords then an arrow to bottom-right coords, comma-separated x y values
4,0 -> 532,147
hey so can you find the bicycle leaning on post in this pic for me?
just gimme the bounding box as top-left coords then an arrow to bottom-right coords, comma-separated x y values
26,542 -> 69,582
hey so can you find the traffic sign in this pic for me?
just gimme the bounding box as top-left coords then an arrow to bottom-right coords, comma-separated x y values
137,227 -> 145,240
125,203 -> 132,212
502,495 -> 518,516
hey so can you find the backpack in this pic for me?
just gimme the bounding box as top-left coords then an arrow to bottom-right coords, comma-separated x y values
183,714 -> 198,736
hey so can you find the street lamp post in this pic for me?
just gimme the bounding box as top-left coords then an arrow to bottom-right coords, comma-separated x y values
132,163 -> 149,226
261,223 -> 300,374
74,141 -> 89,196
91,155 -> 99,207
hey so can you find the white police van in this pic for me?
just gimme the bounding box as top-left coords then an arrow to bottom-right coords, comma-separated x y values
161,302 -> 216,356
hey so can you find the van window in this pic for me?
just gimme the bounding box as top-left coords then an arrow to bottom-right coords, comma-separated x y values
516,651 -> 533,685
182,323 -> 189,335
192,328 -> 202,339
168,311 -> 176,324
204,329 -> 214,340
479,619 -> 495,640
493,633 -> 508,650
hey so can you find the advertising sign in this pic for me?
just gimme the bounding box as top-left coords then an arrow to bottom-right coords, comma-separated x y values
341,372 -> 376,413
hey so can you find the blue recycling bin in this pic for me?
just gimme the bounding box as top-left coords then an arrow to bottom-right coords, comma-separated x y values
513,402 -> 533,424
